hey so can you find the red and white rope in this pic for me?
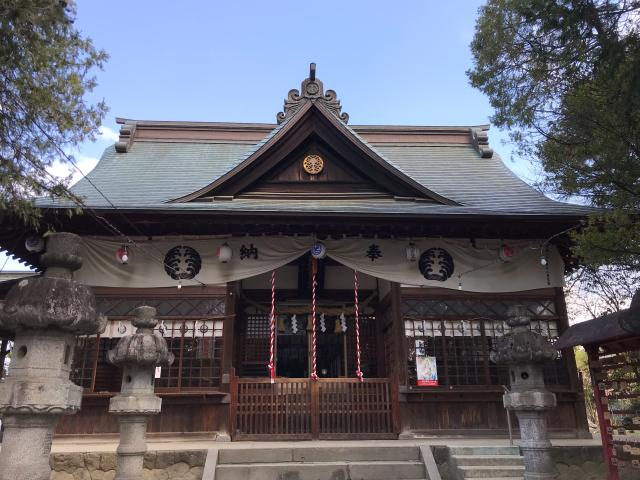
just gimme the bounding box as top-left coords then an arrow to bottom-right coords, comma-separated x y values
354,269 -> 363,382
268,270 -> 276,383
310,272 -> 318,380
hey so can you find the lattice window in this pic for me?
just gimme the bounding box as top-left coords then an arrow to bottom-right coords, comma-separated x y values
155,319 -> 224,390
403,296 -> 568,388
346,314 -> 378,378
236,313 -> 271,377
71,296 -> 226,392
402,298 -> 556,319
96,297 -> 225,318
71,337 -> 99,390
235,310 -> 381,379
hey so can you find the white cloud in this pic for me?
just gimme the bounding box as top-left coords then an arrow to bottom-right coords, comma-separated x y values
46,155 -> 99,186
99,125 -> 120,143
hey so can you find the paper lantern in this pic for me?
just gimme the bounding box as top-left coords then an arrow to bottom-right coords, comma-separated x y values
311,242 -> 327,259
25,235 -> 45,253
405,242 -> 420,262
499,244 -> 515,262
217,242 -> 233,263
116,245 -> 129,264
419,248 -> 455,282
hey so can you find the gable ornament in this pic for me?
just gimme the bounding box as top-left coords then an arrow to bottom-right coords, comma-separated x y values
277,63 -> 349,124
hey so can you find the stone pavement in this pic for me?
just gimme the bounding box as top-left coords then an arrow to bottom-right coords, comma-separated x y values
44,434 -> 601,453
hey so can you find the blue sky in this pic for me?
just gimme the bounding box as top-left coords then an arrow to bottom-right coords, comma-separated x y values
4,0 -> 539,271
73,0 -> 529,166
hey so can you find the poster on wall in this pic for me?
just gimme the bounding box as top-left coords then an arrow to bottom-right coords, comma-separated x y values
415,340 -> 438,386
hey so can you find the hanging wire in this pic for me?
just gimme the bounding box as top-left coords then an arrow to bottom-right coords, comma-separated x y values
0,253 -> 10,273
539,223 -> 583,260
456,259 -> 500,290
354,269 -> 363,383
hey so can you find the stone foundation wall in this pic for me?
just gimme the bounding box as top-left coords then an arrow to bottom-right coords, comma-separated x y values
49,450 -> 206,480
433,445 -> 609,480
550,446 -> 606,480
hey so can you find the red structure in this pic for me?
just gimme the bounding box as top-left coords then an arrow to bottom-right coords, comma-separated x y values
556,294 -> 640,479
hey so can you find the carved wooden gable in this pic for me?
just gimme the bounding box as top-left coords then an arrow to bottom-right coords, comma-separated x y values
237,137 -> 392,199
173,65 -> 457,205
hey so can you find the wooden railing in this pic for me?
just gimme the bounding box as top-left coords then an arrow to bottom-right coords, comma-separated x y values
229,371 -> 399,440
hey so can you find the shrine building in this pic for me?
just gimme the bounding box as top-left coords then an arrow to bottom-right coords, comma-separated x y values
2,65 -> 591,440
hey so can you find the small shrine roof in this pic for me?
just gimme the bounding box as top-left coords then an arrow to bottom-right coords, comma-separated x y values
555,294 -> 640,353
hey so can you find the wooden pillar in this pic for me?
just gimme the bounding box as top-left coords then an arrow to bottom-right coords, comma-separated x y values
391,283 -> 408,386
222,282 -> 237,378
586,345 -> 619,480
375,294 -> 388,378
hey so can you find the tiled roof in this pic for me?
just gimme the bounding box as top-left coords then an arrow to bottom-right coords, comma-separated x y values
38,125 -> 591,218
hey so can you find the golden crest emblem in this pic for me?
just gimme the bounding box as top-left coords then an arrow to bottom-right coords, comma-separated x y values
303,154 -> 324,175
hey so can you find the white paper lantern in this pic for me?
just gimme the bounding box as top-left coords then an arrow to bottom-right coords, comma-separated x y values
217,242 -> 233,263
405,242 -> 420,262
116,245 -> 129,264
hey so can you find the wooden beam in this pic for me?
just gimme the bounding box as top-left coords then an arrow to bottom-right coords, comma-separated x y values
391,282 -> 408,386
221,282 -> 237,379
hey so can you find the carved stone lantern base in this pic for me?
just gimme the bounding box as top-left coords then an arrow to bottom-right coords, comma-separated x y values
0,415 -> 58,480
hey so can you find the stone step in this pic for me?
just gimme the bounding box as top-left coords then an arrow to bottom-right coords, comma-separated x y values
449,447 -> 521,456
456,465 -> 525,478
218,446 -> 421,464
216,460 -> 426,480
452,455 -> 523,466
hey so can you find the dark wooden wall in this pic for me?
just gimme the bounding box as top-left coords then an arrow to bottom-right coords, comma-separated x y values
55,395 -> 229,435
395,287 -> 590,437
51,283 -> 590,438
400,391 -> 588,437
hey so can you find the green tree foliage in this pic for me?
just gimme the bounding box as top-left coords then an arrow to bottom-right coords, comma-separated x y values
0,0 -> 107,228
468,0 -> 640,269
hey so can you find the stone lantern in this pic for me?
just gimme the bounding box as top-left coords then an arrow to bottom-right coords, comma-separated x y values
0,232 -> 106,480
107,305 -> 174,480
491,306 -> 558,480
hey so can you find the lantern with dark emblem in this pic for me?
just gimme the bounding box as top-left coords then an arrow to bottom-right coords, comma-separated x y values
164,245 -> 202,280
419,248 -> 455,282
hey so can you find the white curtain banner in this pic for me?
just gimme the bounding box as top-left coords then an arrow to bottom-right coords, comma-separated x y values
323,238 -> 563,292
75,236 -> 563,292
77,236 -> 312,288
